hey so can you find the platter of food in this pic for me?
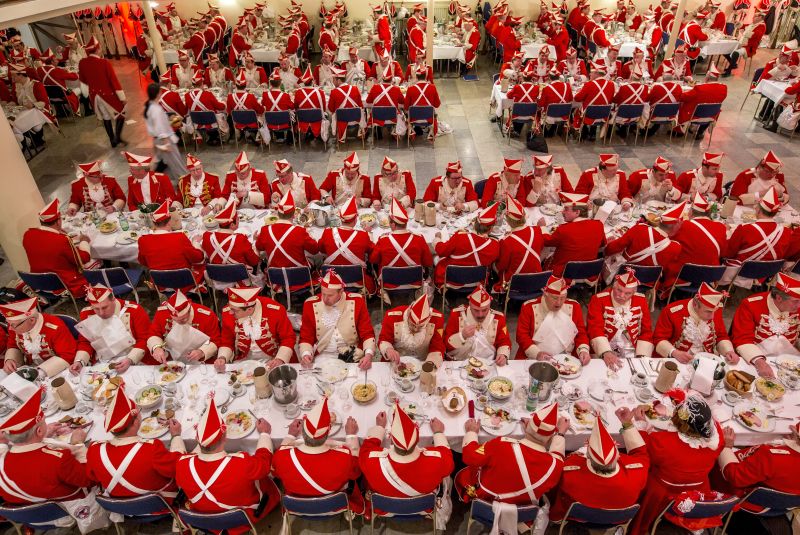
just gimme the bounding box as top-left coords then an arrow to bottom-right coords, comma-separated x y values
318,359 -> 349,383
115,231 -> 139,245
157,362 -> 186,385
53,416 -> 92,442
138,415 -> 169,439
225,410 -> 256,439
572,400 -> 598,427
441,387 -> 467,414
733,402 -> 775,432
725,370 -> 755,395
393,357 -> 421,380
98,221 -> 118,234
480,407 -> 515,436
755,377 -> 785,401
552,354 -> 582,378
642,399 -> 672,429
229,361 -> 259,385
463,357 -> 490,379
487,377 -> 513,401
776,354 -> 800,374
351,381 -> 377,404
135,385 -> 163,409
540,203 -> 563,216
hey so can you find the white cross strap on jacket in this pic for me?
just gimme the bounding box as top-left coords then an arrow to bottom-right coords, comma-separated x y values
189,90 -> 211,112
288,448 -> 335,495
479,443 -> 558,502
686,219 -> 721,256
410,84 -> 434,107
99,443 -> 154,496
386,233 -> 417,267
187,456 -> 253,509
209,233 -> 237,264
325,228 -> 365,266
267,225 -> 305,267
738,224 -> 785,262
509,232 -> 541,275
41,66 -> 67,90
450,233 -> 490,264
585,80 -> 612,107
626,227 -> 671,264
230,92 -> 248,110
372,83 -> 397,106
377,456 -> 423,496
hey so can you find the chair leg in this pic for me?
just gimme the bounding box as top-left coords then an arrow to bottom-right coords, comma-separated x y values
113,521 -> 123,535
11,523 -> 22,535
558,519 -> 568,535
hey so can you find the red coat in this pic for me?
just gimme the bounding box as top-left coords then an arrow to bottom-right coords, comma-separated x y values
177,172 -> 222,207
36,65 -> 79,112
366,83 -> 404,125
515,296 -> 589,358
294,87 -> 326,136
22,226 -> 89,297
730,292 -> 800,362
717,442 -> 800,499
0,444 -> 92,505
590,26 -> 611,48
149,302 -> 220,357
369,231 -> 433,272
137,230 -> 204,276
285,31 -> 302,55
573,78 -> 615,124
507,82 -> 540,118
77,299 -> 153,364
229,30 -> 252,65
742,22 -> 766,57
543,218 -> 606,277
724,221 -> 791,266
272,444 -> 361,509
371,172 -> 417,205
182,33 -> 206,62
261,90 -> 294,129
605,223 -> 681,267
408,25 -> 426,62
255,221 -> 318,268
221,170 -> 270,207
423,176 -> 479,211
729,168 -> 787,202
587,291 -> 654,356
375,15 -> 393,52
679,21 -> 708,57
443,307 -> 512,359
201,231 -> 260,267
668,217 -> 727,276
710,11 -> 727,32
546,27 -> 570,61
298,293 -> 374,355
654,57 -> 693,80
480,173 -> 529,208
678,82 -> 727,123
6,313 -> 76,368
434,231 -> 499,286
127,172 -> 177,211
317,227 -> 373,267
160,90 -> 188,116
370,60 -> 404,82
464,27 -> 482,65
318,29 -> 338,53
579,168 -> 632,203
648,81 -> 683,106
78,54 -> 126,117
328,84 -> 363,140
359,436 -> 453,497
539,82 -> 574,120
676,169 -> 724,200
184,89 -> 226,114
377,305 -> 445,360
219,296 -> 296,362
652,298 -> 733,356
405,82 -> 441,111
270,174 -> 321,206
613,82 -> 649,105
69,175 -> 126,212
86,438 -> 183,499
319,170 -> 371,203
496,226 -> 545,289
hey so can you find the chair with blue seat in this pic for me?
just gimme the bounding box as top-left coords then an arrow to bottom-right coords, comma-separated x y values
642,102 -> 681,144
17,271 -> 80,315
556,503 -> 640,535
83,266 -> 143,303
266,266 -> 315,310
724,259 -> 785,296
573,105 -> 613,143
370,106 -> 400,147
178,507 -> 256,535
507,102 -> 538,144
96,493 -> 177,535
44,85 -> 75,121
545,103 -> 574,143
503,271 -> 553,314
496,42 -> 504,64
54,314 -> 79,339
334,107 -> 365,150
665,263 -> 727,303
651,494 -> 739,535
474,179 -> 488,200
230,110 -> 262,150
264,111 -> 295,150
149,268 -> 204,305
282,492 -> 353,535
205,263 -> 251,311
740,67 -> 765,113
563,259 -> 604,296
407,106 -> 436,146
370,492 -> 437,534
610,104 -> 645,145
467,498 -> 540,534
683,102 -> 723,147
0,501 -> 72,533
442,265 -> 489,311
321,264 -> 366,294
721,487 -> 800,534
492,73 -> 500,84
378,266 -> 425,313
189,111 -> 223,151
295,108 -> 326,149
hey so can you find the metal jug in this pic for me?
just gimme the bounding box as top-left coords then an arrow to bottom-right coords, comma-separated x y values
268,365 -> 298,404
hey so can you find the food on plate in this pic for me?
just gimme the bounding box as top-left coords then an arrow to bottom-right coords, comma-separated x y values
229,368 -> 255,385
466,357 -> 488,378
725,370 -> 754,394
225,411 -> 254,436
92,375 -> 124,403
98,221 -> 117,234
58,415 -> 88,428
738,410 -> 762,428
136,386 -> 162,406
777,357 -> 800,374
755,378 -> 785,401
572,400 -> 596,425
139,417 -> 167,437
158,362 -> 184,383
483,406 -> 511,420
352,382 -> 377,403
359,213 -> 376,227
264,214 -> 280,225
487,377 -> 513,399
553,356 -> 580,376
394,360 -> 419,378
644,400 -> 669,420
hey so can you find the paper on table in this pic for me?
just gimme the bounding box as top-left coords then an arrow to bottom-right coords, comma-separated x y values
594,200 -> 618,223
75,315 -> 136,361
690,357 -> 717,396
165,323 -> 210,361
0,372 -> 38,399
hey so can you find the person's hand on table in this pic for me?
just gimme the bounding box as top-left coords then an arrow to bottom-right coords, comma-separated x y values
213,357 -> 227,373
358,356 -> 373,370
272,192 -> 282,204
461,324 -> 476,339
375,411 -> 387,427
103,204 -> 117,214
577,350 -> 591,365
2,360 -> 17,374
454,201 -> 465,212
70,428 -> 87,444
185,349 -> 205,362
152,347 -> 169,364
672,350 -> 693,364
621,201 -> 632,211
495,354 -> 508,367
24,102 -> 33,110
615,407 -> 634,426
464,418 -> 480,433
168,419 -> 182,437
723,350 -> 740,365
556,416 -> 570,434
723,426 -> 735,447
66,206 -> 78,216
68,360 -> 83,376
632,404 -> 650,421
753,357 -> 776,379
384,347 -> 401,364
300,354 -> 314,368
112,358 -> 132,374
200,204 -> 213,216
287,418 -> 302,437
256,418 -> 271,434
345,416 -> 358,435
603,351 -> 623,371
430,417 -> 445,433
324,194 -> 334,205
267,358 -> 283,370
536,351 -> 552,361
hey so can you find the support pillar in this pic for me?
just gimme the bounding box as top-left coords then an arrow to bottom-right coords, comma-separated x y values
143,1 -> 167,75
664,0 -> 688,59
425,0 -> 435,72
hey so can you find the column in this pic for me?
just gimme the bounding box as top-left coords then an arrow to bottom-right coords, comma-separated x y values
664,0 -> 688,59
143,1 -> 167,75
0,111 -> 45,272
425,0 -> 435,70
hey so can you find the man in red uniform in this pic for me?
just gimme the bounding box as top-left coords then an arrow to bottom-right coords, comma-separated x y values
370,48 -> 404,83
730,150 -> 788,206
621,48 -> 654,80
677,63 -> 727,137
371,156 -> 416,207
221,151 -> 270,209
676,151 -> 724,200
424,160 -> 480,213
627,156 -> 679,203
86,387 -> 185,503
123,152 -> 177,211
294,67 -> 327,141
67,160 -> 126,214
405,67 -> 441,139
78,36 -> 127,147
256,190 -> 318,277
270,159 -> 320,208
573,61 -> 615,140
556,47 -> 587,81
201,201 -> 262,287
0,388 -> 108,533
730,272 -> 800,379
203,53 -> 233,89
457,403 -> 568,505
178,154 -> 224,212
168,50 -> 201,89
550,411 -> 649,521
272,398 -> 363,513
653,283 -> 738,363
505,77 -> 540,136
408,14 -> 427,63
185,80 -> 228,145
298,270 -> 375,369
723,11 -> 766,76
159,72 -> 188,117
580,153 -> 633,207
644,70 -> 684,136
679,11 -> 709,60
327,67 -> 363,144
216,286 -> 296,370
461,17 -> 482,69
365,77 -> 404,135
527,154 -> 576,204
587,270 -> 655,370
175,397 -> 279,528
1,297 -> 76,377
316,197 -> 374,294
23,199 -> 95,298
544,192 -> 606,277
495,195 -> 544,291
655,44 -> 693,81
148,290 -> 220,364
226,71 -> 265,140
371,4 -> 393,54
515,275 -> 591,361
433,204 -> 500,286
378,293 -> 445,366
320,152 -> 372,206
261,68 -> 294,136
369,198 -> 433,280
37,48 -> 80,115
443,285 -> 512,364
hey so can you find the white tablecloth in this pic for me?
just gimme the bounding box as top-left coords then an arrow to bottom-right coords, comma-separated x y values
433,45 -> 466,63
754,79 -> 792,104
699,39 -> 739,57
336,45 -> 375,63
521,43 -> 557,60
7,108 -> 53,134
163,47 -> 282,65
39,358 -> 799,452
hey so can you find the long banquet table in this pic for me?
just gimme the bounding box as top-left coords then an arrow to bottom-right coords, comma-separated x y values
754,78 -> 793,104
30,357 -> 800,454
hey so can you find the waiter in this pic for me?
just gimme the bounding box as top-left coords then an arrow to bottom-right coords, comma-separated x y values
78,36 -> 127,147
378,294 -> 446,366
221,151 -> 271,209
72,284 -> 152,373
730,272 -> 800,379
1,297 -> 76,377
217,286 -> 296,370
148,290 -> 220,364
298,270 -> 375,369
495,195 -> 544,291
319,152 -> 372,206
443,285 -> 511,365
123,152 -> 177,211
516,275 -> 590,362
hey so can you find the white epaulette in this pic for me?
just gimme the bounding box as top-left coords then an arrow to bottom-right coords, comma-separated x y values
387,310 -> 402,317
668,303 -> 685,313
421,450 -> 442,458
749,295 -> 765,302
500,437 -> 519,444
266,303 -> 281,310
769,448 -> 790,455
41,448 -> 64,458
196,307 -> 212,316
369,450 -> 389,458
623,462 -> 645,469
563,465 -> 581,472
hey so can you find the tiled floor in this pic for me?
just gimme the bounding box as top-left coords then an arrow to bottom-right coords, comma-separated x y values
5,49 -> 796,534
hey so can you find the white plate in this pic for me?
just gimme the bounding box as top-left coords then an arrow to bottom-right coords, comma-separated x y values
571,400 -> 598,427
733,401 -> 776,433
157,362 -> 186,385
229,361 -> 259,385
55,419 -> 93,442
393,357 -> 422,380
552,354 -> 582,379
138,416 -> 169,439
225,410 -> 256,439
480,415 -> 516,436
775,354 -> 800,374
318,360 -> 349,383
135,385 -> 163,409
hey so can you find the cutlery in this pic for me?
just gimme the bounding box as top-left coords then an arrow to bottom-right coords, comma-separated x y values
219,397 -> 235,414
626,358 -> 635,374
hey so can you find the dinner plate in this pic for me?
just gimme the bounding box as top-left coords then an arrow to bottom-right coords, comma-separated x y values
552,354 -> 582,379
480,414 -> 516,436
318,359 -> 349,383
157,362 -> 186,385
225,410 -> 256,439
138,416 -> 169,439
55,419 -> 93,443
775,354 -> 800,374
229,361 -> 259,385
733,401 -> 776,433
571,400 -> 599,428
393,357 -> 422,380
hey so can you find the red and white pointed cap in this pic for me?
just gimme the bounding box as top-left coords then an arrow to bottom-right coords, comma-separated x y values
86,284 -> 113,303
526,402 -> 558,437
303,396 -> 331,439
674,43 -> 689,54
78,161 -> 102,176
186,154 -> 202,169
759,186 -> 781,213
660,201 -> 686,225
446,160 -> 462,174
338,196 -> 358,222
389,197 -> 408,225
177,49 -> 191,61
64,32 -> 78,42
566,47 -> 578,58
0,387 -> 44,435
234,69 -> 248,86
197,395 -> 226,447
587,417 -> 619,466
544,275 -> 569,296
191,69 -> 204,85
160,71 -> 173,85
227,286 -> 260,308
390,402 -> 419,450
270,67 -> 282,81
84,36 -> 101,53
533,154 -> 553,169
320,269 -> 345,290
695,282 -> 725,309
408,293 -> 431,325
590,60 -> 607,73
468,285 -> 492,308
505,193 -> 525,221
0,297 -> 37,324
277,189 -> 296,215
477,203 -> 499,226
559,191 -> 589,208
215,199 -> 238,226
706,62 -> 721,78
123,151 -> 153,168
343,151 -> 360,170
599,153 -> 619,166
512,51 -> 525,61
761,150 -> 782,171
692,192 -> 710,213
299,65 -> 313,84
207,53 -> 220,63
151,199 -> 171,224
653,156 -> 671,172
39,198 -> 60,224
234,151 -> 251,172
322,46 -> 335,59
776,272 -> 800,299
274,159 -> 292,174
503,158 -> 523,172
330,64 -> 347,78
702,152 -> 723,166
104,386 -> 137,433
614,268 -> 639,289
381,156 -> 398,172
780,44 -> 794,56
165,289 -> 193,315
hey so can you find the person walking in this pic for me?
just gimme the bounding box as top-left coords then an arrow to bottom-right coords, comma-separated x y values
144,83 -> 186,180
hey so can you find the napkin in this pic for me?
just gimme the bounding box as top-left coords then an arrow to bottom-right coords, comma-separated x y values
0,372 -> 38,400
594,200 -> 618,223
690,357 -> 718,396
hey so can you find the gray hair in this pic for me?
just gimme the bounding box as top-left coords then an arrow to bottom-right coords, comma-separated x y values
6,427 -> 35,444
302,429 -> 327,448
392,445 -> 416,457
589,458 -> 617,475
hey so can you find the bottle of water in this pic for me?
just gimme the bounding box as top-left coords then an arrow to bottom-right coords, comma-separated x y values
119,212 -> 129,231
